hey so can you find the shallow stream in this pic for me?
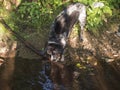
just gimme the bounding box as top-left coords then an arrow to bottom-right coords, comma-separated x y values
0,57 -> 120,90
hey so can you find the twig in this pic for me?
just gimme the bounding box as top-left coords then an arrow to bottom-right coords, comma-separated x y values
0,19 -> 45,58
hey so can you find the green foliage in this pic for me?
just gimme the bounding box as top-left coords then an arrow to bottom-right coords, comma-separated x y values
16,2 -> 53,29
7,0 -> 119,33
0,6 -> 9,19
108,0 -> 120,9
16,0 -> 67,29
0,23 -> 6,34
15,0 -> 70,30
74,0 -> 112,30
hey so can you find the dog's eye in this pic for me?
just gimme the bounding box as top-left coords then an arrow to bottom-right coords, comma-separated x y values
47,50 -> 52,55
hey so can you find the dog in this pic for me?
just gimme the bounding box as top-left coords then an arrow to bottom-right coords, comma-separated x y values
44,3 -> 87,62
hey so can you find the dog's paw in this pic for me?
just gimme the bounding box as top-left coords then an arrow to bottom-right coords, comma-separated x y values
60,55 -> 64,62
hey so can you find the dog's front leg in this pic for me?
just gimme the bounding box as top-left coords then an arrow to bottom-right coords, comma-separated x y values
60,55 -> 64,61
78,16 -> 86,41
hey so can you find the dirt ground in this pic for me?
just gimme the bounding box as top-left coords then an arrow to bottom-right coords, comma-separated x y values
65,18 -> 120,90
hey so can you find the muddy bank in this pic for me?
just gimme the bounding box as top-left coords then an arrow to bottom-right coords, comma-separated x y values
0,22 -> 17,90
63,19 -> 120,90
68,22 -> 120,61
9,57 -> 120,90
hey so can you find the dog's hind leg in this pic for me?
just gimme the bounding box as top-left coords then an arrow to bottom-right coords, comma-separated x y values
78,6 -> 87,41
78,18 -> 86,41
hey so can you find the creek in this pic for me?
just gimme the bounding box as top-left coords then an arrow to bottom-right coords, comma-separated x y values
0,57 -> 120,90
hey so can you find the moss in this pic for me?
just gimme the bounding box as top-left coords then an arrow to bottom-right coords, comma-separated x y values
0,23 -> 6,34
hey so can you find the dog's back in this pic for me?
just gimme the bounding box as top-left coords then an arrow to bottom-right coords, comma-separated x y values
49,3 -> 86,43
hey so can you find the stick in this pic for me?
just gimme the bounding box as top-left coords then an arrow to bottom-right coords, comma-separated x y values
0,19 -> 45,57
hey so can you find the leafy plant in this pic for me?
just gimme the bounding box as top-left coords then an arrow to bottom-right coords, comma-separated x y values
14,0 -> 118,33
17,2 -> 42,28
15,0 -> 70,30
74,0 -> 112,31
108,0 -> 120,9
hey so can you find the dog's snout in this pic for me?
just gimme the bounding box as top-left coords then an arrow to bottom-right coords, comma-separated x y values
50,55 -> 60,61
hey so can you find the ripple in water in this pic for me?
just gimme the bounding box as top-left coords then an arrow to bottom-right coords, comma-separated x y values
28,63 -> 54,90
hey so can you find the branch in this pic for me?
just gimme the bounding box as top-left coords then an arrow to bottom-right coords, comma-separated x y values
0,19 -> 45,58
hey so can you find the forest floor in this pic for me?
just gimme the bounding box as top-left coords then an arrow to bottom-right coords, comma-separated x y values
66,18 -> 120,90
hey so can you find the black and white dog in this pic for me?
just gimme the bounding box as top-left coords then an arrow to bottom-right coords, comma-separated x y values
44,3 -> 87,62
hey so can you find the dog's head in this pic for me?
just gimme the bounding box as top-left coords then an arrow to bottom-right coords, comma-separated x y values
46,44 -> 63,61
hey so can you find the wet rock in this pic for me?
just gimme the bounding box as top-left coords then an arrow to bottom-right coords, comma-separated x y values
105,58 -> 114,63
0,58 -> 4,66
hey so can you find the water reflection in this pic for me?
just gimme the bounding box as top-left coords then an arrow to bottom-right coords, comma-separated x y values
29,63 -> 54,90
1,57 -> 120,90
12,57 -> 73,90
12,57 -> 54,90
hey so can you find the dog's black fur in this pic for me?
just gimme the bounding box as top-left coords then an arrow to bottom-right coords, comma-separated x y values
44,3 -> 87,62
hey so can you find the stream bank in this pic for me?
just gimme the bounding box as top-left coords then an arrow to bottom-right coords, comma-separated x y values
13,17 -> 120,90
0,17 -> 120,90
